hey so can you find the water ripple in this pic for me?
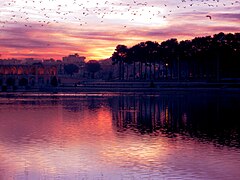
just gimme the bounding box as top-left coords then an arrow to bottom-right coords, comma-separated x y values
0,93 -> 240,179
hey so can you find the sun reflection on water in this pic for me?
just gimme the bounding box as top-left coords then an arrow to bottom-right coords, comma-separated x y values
0,94 -> 240,179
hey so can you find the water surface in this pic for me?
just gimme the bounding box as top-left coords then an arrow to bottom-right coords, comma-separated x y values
0,92 -> 240,179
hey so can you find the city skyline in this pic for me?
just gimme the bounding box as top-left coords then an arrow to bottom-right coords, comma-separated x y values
0,0 -> 239,61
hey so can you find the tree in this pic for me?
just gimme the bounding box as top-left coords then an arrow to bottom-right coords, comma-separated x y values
19,78 -> 28,86
128,44 -> 143,79
86,60 -> 101,79
64,64 -> 79,76
110,32 -> 240,82
179,40 -> 192,80
51,76 -> 58,87
111,45 -> 128,80
144,41 -> 159,80
6,77 -> 15,86
127,45 -> 140,80
160,38 -> 179,79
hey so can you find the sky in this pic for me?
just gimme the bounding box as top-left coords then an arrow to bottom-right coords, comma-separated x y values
0,0 -> 239,61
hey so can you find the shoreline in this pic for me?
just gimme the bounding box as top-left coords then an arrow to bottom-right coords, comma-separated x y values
0,89 -> 239,99
1,81 -> 240,95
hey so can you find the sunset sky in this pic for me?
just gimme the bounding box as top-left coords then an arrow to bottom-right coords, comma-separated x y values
0,0 -> 239,61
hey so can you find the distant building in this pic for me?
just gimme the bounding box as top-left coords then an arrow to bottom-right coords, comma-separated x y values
0,55 -> 114,90
43,58 -> 55,64
22,58 -> 42,64
62,54 -> 86,64
60,54 -> 86,81
0,58 -> 21,65
0,59 -> 60,89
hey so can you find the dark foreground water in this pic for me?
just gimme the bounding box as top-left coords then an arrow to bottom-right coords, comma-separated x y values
0,91 -> 240,179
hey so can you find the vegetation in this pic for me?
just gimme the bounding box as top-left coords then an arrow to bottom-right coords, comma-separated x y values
19,78 -> 28,86
86,60 -> 101,79
51,76 -> 58,87
64,64 -> 79,76
111,32 -> 240,81
6,77 -> 15,86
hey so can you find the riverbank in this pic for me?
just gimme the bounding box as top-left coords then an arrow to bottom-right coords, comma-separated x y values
1,81 -> 240,94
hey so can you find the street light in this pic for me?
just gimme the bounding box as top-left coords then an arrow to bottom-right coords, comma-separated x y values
165,63 -> 168,79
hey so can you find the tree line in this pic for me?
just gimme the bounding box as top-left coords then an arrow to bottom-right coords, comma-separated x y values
111,32 -> 240,81
64,60 -> 101,79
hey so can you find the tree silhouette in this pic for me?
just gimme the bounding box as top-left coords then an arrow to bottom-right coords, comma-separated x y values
144,41 -> 159,80
51,76 -> 58,87
64,64 -> 79,76
160,38 -> 179,79
111,32 -> 240,82
86,60 -> 101,79
127,45 -> 141,80
19,78 -> 28,86
111,45 -> 128,80
6,77 -> 15,86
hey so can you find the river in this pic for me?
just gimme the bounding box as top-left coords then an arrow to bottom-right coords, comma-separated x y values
0,91 -> 240,179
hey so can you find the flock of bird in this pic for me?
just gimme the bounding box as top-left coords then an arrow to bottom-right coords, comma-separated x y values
0,0 -> 239,29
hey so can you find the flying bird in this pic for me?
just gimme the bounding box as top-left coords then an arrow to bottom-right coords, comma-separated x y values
206,15 -> 212,19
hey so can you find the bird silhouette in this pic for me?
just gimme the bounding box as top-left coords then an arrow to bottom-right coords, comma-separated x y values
206,15 -> 212,19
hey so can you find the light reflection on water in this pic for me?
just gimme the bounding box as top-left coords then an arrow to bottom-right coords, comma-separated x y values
0,92 -> 240,179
